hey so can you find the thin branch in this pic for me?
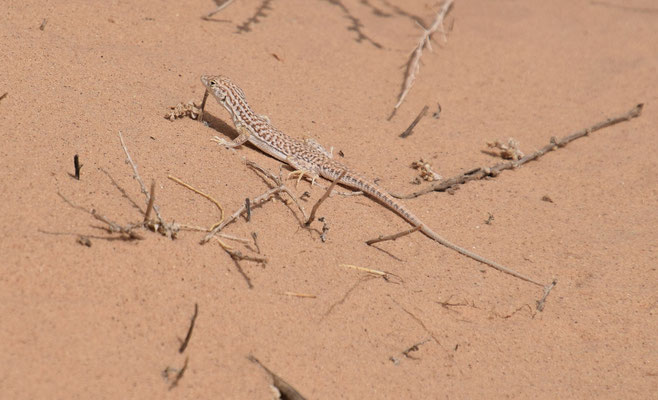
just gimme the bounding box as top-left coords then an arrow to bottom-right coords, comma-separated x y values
217,237 -> 268,263
201,186 -> 282,244
248,355 -> 307,400
73,154 -> 82,180
402,338 -> 432,359
365,225 -> 421,245
305,170 -> 346,226
246,160 -> 308,221
143,181 -> 156,223
118,131 -> 165,225
202,0 -> 235,20
536,279 -> 557,311
118,131 -> 179,238
99,168 -> 143,214
178,303 -> 198,354
389,0 -> 454,120
338,263 -> 403,283
57,192 -> 144,240
394,103 -> 644,199
168,356 -> 189,390
399,105 -> 429,138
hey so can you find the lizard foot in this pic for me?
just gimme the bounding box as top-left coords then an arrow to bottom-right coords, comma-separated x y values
287,169 -> 318,188
211,136 -> 242,149
211,136 -> 229,147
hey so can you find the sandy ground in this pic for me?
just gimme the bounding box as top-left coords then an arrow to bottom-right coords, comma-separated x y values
1,0 -> 657,398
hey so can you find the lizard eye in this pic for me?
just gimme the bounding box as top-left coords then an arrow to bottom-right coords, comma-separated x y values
209,80 -> 217,86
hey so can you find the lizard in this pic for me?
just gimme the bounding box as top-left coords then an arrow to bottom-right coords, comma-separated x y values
199,74 -> 545,287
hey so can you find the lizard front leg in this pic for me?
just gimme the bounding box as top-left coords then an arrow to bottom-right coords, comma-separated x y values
211,125 -> 251,149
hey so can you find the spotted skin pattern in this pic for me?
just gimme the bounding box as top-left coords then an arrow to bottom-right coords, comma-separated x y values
200,75 -> 544,286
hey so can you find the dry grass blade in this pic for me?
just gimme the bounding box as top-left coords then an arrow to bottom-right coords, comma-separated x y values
168,175 -> 225,228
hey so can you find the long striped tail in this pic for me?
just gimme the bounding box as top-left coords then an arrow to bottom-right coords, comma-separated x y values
349,175 -> 545,287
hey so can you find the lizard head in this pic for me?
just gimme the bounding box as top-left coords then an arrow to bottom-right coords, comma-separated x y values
200,75 -> 247,108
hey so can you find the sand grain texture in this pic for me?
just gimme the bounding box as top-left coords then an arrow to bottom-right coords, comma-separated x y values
1,0 -> 657,398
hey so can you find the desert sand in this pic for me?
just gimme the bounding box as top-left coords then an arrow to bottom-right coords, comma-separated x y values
1,0 -> 657,398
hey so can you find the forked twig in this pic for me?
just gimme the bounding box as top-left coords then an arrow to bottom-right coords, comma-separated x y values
119,131 -> 179,237
245,160 -> 308,221
57,192 -> 144,240
201,186 -> 282,244
198,160 -> 307,244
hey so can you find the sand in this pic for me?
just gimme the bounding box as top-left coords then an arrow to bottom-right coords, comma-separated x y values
1,0 -> 656,398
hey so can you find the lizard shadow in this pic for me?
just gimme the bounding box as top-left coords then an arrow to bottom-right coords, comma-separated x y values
201,111 -> 238,138
201,111 -> 271,156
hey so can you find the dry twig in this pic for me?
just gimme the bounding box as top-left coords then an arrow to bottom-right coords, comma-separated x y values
118,131 -> 178,237
167,357 -> 189,390
338,263 -> 402,283
72,154 -> 82,180
202,0 -> 235,20
248,355 -> 307,400
400,105 -> 429,138
365,225 -> 421,245
57,192 -> 144,240
389,0 -> 454,120
200,160 -> 308,244
536,279 -> 557,311
178,303 -> 198,354
305,170 -> 346,226
246,160 -> 308,220
394,103 -> 644,199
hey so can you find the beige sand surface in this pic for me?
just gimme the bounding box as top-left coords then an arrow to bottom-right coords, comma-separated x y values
1,0 -> 657,398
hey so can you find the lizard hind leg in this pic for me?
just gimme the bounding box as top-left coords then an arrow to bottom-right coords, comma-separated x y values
287,169 -> 319,188
286,155 -> 322,188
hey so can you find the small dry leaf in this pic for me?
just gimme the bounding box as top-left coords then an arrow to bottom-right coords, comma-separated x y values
165,101 -> 201,121
486,138 -> 525,160
410,159 -> 442,182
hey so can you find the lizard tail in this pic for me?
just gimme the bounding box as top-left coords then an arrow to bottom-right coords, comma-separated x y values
348,176 -> 544,287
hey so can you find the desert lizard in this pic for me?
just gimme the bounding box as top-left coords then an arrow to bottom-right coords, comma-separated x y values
199,75 -> 544,287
